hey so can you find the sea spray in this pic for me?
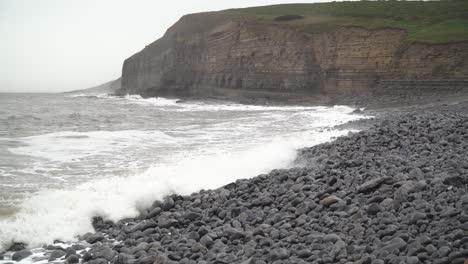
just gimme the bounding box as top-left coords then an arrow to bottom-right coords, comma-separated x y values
0,94 -> 368,251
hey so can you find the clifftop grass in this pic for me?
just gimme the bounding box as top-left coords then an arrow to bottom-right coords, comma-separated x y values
223,1 -> 468,44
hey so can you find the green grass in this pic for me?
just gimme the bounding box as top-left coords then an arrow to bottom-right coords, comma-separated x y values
220,0 -> 468,43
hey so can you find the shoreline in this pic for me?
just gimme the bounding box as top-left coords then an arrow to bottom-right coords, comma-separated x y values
1,99 -> 467,263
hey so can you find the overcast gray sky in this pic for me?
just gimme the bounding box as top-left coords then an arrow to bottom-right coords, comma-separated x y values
0,0 -> 331,93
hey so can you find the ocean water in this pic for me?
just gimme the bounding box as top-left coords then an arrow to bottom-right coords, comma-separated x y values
0,93 -> 366,252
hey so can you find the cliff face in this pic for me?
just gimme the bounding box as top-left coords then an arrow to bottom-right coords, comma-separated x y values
118,13 -> 468,101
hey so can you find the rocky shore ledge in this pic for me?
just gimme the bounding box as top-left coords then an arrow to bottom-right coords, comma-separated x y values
2,106 -> 468,264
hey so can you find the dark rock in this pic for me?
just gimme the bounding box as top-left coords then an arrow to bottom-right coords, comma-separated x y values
12,250 -> 32,261
268,248 -> 289,261
410,212 -> 426,223
406,256 -> 420,264
161,197 -> 175,211
130,220 -> 157,232
49,250 -> 66,261
200,235 -> 214,248
380,237 -> 407,254
367,203 -> 381,215
146,207 -> 162,219
157,216 -> 178,228
71,244 -> 86,251
297,249 -> 312,258
7,243 -> 26,252
223,227 -> 246,240
85,233 -> 105,244
357,177 -> 393,193
66,254 -> 80,264
88,258 -> 108,264
184,212 -> 202,221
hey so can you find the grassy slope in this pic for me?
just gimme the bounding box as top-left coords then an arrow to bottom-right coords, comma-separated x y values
222,0 -> 468,43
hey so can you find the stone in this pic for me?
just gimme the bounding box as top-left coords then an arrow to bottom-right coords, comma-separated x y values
321,195 -> 342,207
12,250 -> 32,261
406,256 -> 419,264
88,258 -> 108,264
158,218 -> 179,229
146,207 -> 162,219
223,227 -> 245,240
297,249 -> 312,258
130,221 -> 157,232
7,243 -> 26,252
324,234 -> 340,243
161,197 -> 175,211
49,250 -> 66,261
184,212 -> 202,221
66,254 -> 80,264
410,212 -> 426,224
94,246 -> 115,261
191,242 -> 204,253
367,203 -> 381,215
269,248 -> 289,261
85,233 -> 105,244
380,237 -> 407,254
357,177 -> 393,193
200,235 -> 214,248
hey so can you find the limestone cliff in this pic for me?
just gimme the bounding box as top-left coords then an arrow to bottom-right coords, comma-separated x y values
118,3 -> 468,102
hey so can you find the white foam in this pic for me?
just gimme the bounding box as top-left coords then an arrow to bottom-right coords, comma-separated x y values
119,94 -> 357,113
123,95 -> 180,107
9,130 -> 176,162
0,127 -> 354,251
0,100 -> 370,252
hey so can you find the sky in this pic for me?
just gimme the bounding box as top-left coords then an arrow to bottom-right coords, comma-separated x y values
0,0 -> 332,93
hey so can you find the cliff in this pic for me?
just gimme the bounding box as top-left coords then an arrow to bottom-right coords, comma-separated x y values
117,1 -> 468,104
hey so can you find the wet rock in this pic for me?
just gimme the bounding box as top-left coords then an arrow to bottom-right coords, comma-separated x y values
85,233 -> 105,244
130,220 -> 157,232
93,246 -> 115,261
88,258 -> 108,264
12,250 -> 32,261
157,216 -> 178,228
7,243 -> 26,252
49,250 -> 66,261
184,212 -> 202,221
65,254 -> 80,264
161,197 -> 175,211
146,207 -> 162,219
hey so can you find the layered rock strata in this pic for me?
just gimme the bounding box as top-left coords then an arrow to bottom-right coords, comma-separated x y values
118,14 -> 468,100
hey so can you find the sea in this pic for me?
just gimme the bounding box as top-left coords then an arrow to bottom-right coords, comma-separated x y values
0,92 -> 366,255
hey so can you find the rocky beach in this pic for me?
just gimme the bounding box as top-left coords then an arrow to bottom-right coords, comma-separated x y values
2,101 -> 467,264
2,1 -> 468,263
